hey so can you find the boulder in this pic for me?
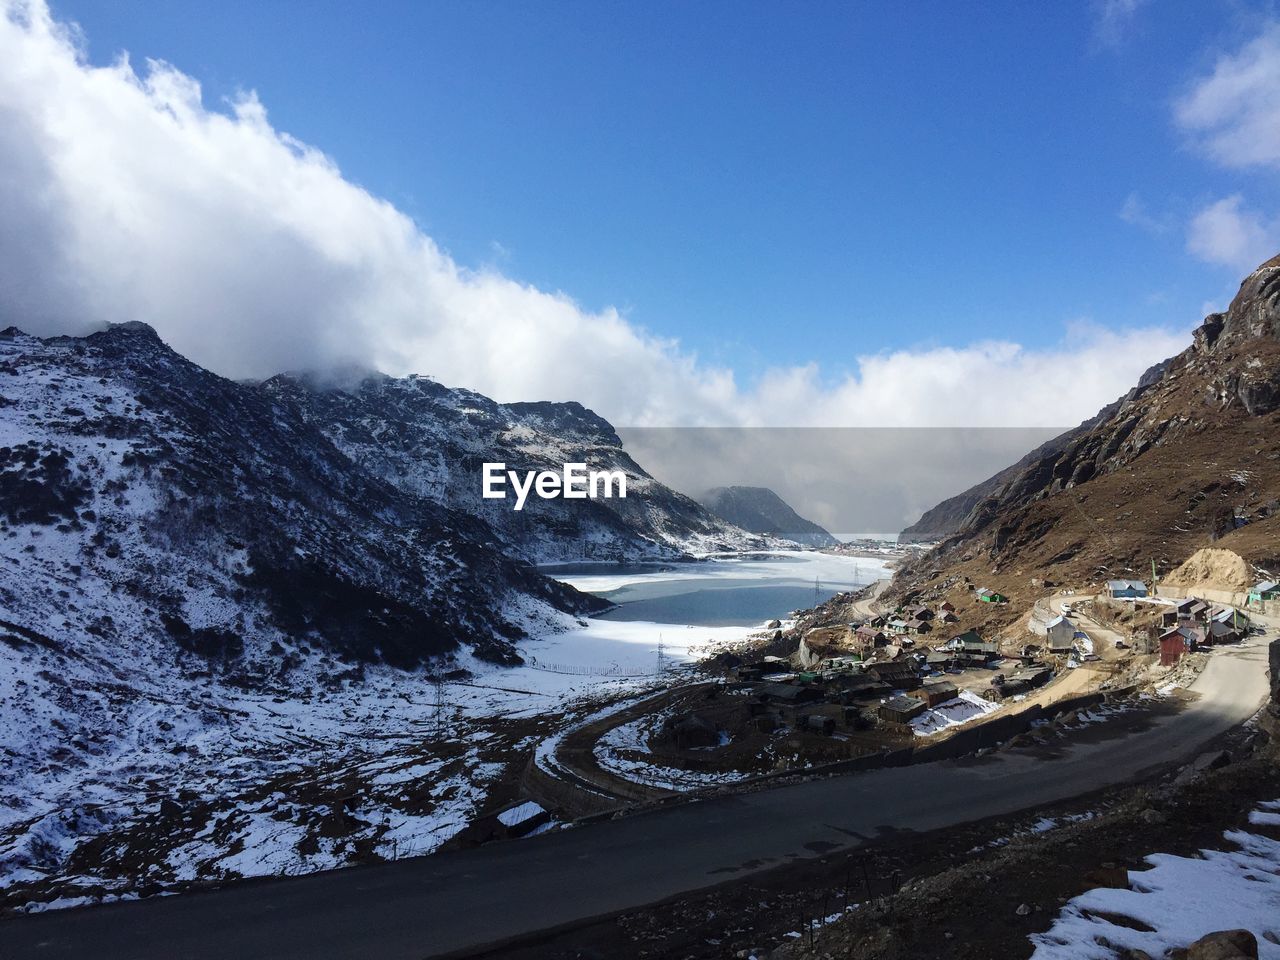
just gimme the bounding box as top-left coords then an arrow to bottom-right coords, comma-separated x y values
1186,930 -> 1258,960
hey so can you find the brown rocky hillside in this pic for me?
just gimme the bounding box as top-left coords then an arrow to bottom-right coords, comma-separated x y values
888,254 -> 1280,615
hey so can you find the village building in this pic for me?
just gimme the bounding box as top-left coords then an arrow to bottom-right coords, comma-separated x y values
1044,615 -> 1078,654
917,679 -> 958,707
1248,580 -> 1279,606
863,660 -> 920,689
1207,621 -> 1242,645
878,695 -> 927,725
976,588 -> 1009,604
1105,579 -> 1148,599
855,624 -> 888,647
923,650 -> 955,672
943,631 -> 1000,662
1162,598 -> 1198,627
1159,629 -> 1192,666
1211,606 -> 1250,631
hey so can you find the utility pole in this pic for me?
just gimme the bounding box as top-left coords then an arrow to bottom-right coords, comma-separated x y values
656,635 -> 667,674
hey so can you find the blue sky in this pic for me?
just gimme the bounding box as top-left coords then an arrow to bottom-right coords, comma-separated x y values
43,0 -> 1277,380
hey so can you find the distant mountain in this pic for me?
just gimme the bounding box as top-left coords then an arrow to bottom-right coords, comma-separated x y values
699,486 -> 839,548
261,373 -> 775,564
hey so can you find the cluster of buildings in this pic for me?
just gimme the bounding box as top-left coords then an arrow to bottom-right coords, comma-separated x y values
725,598 -> 1057,738
1156,598 -> 1252,666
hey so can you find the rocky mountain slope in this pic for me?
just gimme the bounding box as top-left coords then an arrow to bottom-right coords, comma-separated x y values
891,255 -> 1280,608
699,486 -> 839,548
261,373 -> 775,563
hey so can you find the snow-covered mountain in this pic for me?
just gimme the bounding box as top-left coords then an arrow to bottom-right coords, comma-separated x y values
261,371 -> 776,562
0,322 -> 600,669
0,321 -> 775,910
699,485 -> 839,548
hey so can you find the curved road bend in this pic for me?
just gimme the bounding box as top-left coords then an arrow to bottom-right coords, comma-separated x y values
3,637 -> 1270,960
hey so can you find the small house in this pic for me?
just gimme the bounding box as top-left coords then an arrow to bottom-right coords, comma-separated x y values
878,695 -> 926,725
1045,615 -> 1078,654
924,650 -> 955,671
1159,629 -> 1191,667
944,629 -> 984,651
937,609 -> 959,623
1105,579 -> 1148,599
944,632 -> 999,661
855,624 -> 888,647
918,679 -> 958,707
904,618 -> 933,635
1206,621 -> 1241,646
863,660 -> 920,689
1248,580 -> 1279,606
909,605 -> 934,621
1010,665 -> 1054,689
1162,599 -> 1198,627
940,601 -> 956,613
976,588 -> 1009,604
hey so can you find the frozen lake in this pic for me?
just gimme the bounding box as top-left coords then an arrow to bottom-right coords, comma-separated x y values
548,551 -> 888,627
509,551 -> 890,680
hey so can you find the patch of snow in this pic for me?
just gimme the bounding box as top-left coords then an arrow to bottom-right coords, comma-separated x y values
1029,800 -> 1280,959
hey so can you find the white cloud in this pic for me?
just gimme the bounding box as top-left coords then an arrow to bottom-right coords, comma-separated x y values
1185,195 -> 1279,272
0,0 -> 1190,429
1093,0 -> 1149,49
1176,22 -> 1280,169
1119,191 -> 1172,235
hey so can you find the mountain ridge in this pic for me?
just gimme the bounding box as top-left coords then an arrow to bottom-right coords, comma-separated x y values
699,485 -> 839,548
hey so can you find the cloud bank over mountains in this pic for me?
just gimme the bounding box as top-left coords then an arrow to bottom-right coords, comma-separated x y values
1,0 -> 1191,428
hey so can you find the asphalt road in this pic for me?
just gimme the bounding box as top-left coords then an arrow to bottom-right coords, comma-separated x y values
3,637 -> 1270,960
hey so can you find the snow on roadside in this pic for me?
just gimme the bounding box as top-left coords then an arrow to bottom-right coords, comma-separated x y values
1028,799 -> 1280,959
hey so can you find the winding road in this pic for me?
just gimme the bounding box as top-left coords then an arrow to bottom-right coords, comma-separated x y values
2,635 -> 1271,960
